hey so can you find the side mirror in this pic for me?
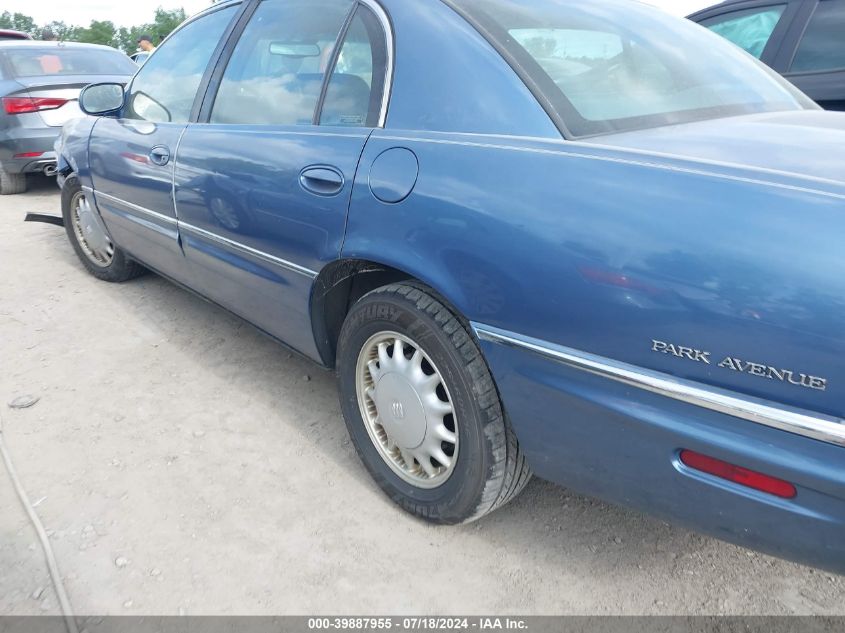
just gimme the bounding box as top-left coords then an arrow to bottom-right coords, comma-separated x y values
79,83 -> 125,116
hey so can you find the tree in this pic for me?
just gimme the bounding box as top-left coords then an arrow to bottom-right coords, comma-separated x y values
77,20 -> 118,47
116,27 -> 138,54
0,7 -> 189,52
41,21 -> 83,41
0,11 -> 38,36
114,8 -> 188,53
150,8 -> 186,42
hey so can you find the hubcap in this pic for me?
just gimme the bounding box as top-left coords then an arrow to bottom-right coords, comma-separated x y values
356,332 -> 458,488
71,190 -> 114,267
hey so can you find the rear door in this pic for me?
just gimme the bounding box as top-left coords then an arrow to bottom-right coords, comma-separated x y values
173,0 -> 391,358
89,4 -> 240,280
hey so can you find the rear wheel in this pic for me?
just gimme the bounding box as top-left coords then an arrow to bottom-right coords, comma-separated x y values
337,283 -> 531,524
0,170 -> 26,195
61,177 -> 145,282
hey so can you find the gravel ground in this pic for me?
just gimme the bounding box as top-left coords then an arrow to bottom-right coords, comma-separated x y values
1,175 -> 843,616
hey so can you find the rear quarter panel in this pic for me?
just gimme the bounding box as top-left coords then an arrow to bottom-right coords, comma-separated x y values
344,131 -> 845,420
342,130 -> 845,571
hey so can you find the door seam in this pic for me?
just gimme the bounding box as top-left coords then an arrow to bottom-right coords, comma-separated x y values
339,128 -> 376,257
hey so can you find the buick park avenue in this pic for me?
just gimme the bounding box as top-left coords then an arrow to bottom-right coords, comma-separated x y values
53,0 -> 845,573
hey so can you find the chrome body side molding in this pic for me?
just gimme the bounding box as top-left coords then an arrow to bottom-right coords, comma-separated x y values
90,190 -> 319,280
178,221 -> 319,279
94,190 -> 177,226
473,324 -> 845,448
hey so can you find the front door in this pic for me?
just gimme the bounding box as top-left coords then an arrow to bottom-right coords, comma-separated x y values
90,3 -> 240,279
174,0 -> 390,359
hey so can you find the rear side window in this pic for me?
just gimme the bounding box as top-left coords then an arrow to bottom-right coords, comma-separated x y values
509,28 -> 627,78
210,0 -> 355,126
448,0 -> 813,138
126,5 -> 238,124
699,5 -> 786,59
320,5 -> 389,127
5,47 -> 137,76
790,0 -> 845,73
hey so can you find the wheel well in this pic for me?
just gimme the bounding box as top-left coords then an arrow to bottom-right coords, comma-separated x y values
311,260 -> 414,368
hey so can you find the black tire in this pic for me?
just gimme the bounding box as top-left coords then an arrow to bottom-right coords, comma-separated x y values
0,170 -> 26,195
61,177 -> 146,283
337,282 -> 531,524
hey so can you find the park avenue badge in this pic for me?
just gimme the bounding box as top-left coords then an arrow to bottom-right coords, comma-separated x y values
651,340 -> 828,392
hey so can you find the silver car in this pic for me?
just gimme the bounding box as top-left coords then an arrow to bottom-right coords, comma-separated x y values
0,41 -> 136,194
129,51 -> 150,65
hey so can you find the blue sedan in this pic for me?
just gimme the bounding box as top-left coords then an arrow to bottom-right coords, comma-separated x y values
54,0 -> 845,573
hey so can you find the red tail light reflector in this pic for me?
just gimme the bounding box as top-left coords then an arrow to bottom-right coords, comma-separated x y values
679,450 -> 797,499
3,96 -> 68,115
14,151 -> 44,158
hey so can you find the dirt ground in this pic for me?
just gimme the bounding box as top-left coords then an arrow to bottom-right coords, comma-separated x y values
1,175 -> 843,616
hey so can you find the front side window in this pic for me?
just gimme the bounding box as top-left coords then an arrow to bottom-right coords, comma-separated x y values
210,0 -> 354,126
790,0 -> 845,73
126,5 -> 238,124
450,0 -> 814,137
700,6 -> 786,59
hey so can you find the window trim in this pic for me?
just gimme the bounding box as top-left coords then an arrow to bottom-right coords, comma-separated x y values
355,0 -> 394,128
784,0 -> 845,77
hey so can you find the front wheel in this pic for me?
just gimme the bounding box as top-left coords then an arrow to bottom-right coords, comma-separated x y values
337,283 -> 531,524
61,177 -> 145,282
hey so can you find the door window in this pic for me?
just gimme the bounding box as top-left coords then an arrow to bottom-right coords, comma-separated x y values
210,0 -> 354,126
126,5 -> 238,123
320,5 -> 389,127
700,5 -> 787,58
790,0 -> 845,73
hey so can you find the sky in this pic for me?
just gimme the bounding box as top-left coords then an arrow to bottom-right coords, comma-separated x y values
6,0 -> 717,29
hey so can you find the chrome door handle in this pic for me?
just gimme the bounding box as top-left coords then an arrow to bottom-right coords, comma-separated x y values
149,145 -> 171,166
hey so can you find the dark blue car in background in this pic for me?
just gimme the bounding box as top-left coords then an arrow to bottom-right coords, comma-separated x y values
689,0 -> 845,110
54,0 -> 845,574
